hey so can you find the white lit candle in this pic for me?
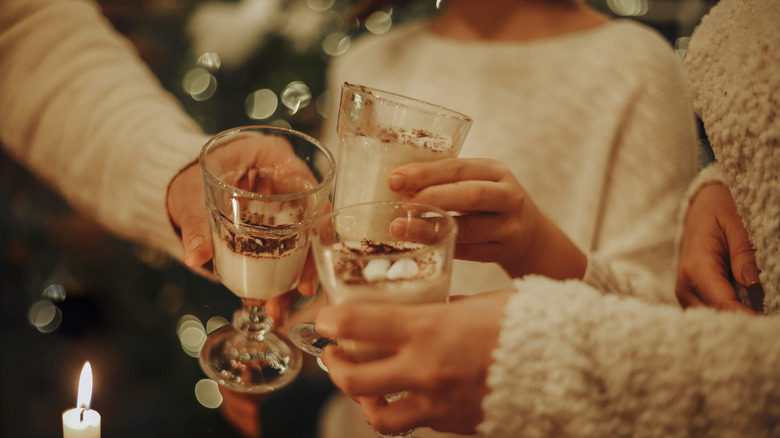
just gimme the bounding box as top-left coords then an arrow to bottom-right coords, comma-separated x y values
62,362 -> 101,438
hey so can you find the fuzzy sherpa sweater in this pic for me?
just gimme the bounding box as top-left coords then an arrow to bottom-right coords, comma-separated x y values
683,0 -> 780,314
479,1 -> 780,436
0,0 -> 208,259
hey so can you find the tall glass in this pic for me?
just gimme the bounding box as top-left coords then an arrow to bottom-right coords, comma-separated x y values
199,125 -> 335,394
333,83 -> 472,210
290,85 -> 470,355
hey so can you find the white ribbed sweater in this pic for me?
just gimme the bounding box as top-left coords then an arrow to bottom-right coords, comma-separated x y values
0,0 -> 209,259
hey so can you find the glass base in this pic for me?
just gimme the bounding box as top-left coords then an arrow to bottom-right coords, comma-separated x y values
375,393 -> 415,437
199,324 -> 302,393
288,322 -> 336,357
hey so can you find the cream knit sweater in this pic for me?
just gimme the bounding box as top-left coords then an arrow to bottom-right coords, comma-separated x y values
0,0 -> 209,259
323,19 -> 699,303
480,1 -> 780,436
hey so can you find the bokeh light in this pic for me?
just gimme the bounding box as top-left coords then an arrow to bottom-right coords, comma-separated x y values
28,299 -> 62,333
194,379 -> 223,409
182,67 -> 218,101
177,314 -> 207,358
366,11 -> 392,35
306,0 -> 335,12
322,32 -> 350,56
675,36 -> 691,60
245,88 -> 279,120
269,118 -> 292,129
197,52 -> 222,70
316,92 -> 330,120
41,283 -> 66,301
281,81 -> 312,114
205,316 -> 229,334
606,0 -> 651,16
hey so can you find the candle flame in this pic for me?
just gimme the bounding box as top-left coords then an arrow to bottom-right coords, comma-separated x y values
76,362 -> 93,409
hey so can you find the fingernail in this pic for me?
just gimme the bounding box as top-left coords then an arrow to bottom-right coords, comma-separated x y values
388,174 -> 406,192
742,264 -> 761,287
185,235 -> 205,258
389,218 -> 408,238
746,283 -> 765,313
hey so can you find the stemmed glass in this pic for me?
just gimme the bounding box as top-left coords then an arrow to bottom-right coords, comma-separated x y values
198,125 -> 335,394
295,201 -> 457,437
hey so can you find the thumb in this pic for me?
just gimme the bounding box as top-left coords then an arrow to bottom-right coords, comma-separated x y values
724,216 -> 763,313
724,220 -> 760,289
733,256 -> 761,289
180,211 -> 213,269
168,163 -> 213,269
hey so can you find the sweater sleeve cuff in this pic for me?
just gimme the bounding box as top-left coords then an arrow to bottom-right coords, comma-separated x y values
672,163 -> 726,274
679,163 -> 726,226
477,276 -> 608,438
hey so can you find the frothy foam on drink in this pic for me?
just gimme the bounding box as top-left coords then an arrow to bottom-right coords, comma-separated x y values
354,126 -> 454,153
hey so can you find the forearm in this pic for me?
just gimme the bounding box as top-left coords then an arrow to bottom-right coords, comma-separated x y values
0,0 -> 208,258
501,211 -> 587,281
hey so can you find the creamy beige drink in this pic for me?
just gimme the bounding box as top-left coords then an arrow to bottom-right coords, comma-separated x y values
305,201 -> 456,364
334,127 -> 459,209
317,239 -> 451,361
212,224 -> 309,300
334,83 -> 472,211
323,240 -> 449,305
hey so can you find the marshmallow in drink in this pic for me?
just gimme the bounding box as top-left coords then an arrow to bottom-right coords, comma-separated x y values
386,257 -> 420,280
322,240 -> 449,306
362,257 -> 420,282
319,240 -> 449,362
362,259 -> 392,282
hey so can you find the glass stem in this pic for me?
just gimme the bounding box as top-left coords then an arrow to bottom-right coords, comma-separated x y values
233,298 -> 273,342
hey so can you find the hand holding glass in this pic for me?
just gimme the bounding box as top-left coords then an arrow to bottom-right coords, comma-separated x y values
297,201 -> 457,437
289,83 -> 471,355
199,125 -> 335,393
333,83 -> 472,209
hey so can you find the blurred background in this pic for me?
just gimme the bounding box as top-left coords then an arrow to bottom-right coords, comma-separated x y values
0,0 -> 716,437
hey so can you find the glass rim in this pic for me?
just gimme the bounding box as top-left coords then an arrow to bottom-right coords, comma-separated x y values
341,82 -> 473,124
313,200 -> 458,255
200,125 -> 336,202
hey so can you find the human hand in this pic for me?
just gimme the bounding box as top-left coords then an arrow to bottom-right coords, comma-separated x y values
316,289 -> 514,436
675,182 -> 762,314
166,137 -> 324,321
389,158 -> 585,279
167,161 -> 213,272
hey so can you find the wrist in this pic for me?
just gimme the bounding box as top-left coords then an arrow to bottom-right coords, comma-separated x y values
503,212 -> 586,280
